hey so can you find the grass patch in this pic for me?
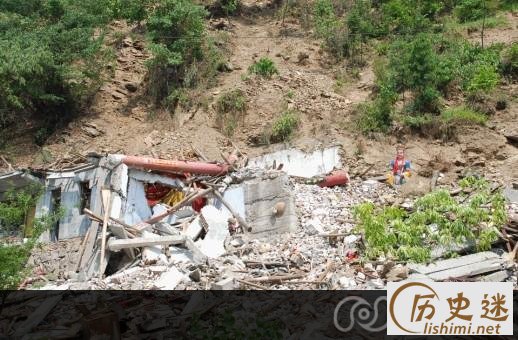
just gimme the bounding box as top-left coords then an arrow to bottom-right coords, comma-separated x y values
270,110 -> 299,142
400,106 -> 487,139
353,176 -> 506,263
215,89 -> 247,137
248,57 -> 278,78
444,13 -> 509,35
440,105 -> 487,124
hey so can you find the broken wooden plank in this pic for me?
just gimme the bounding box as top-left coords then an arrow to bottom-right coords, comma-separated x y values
144,188 -> 213,225
74,226 -> 92,272
430,170 -> 439,191
247,273 -> 306,283
408,251 -> 500,275
107,235 -> 185,251
78,222 -> 100,272
99,188 -> 112,279
236,278 -> 268,290
109,224 -> 136,260
14,295 -> 62,336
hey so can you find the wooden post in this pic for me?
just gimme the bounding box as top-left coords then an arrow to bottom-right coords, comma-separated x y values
99,188 -> 112,279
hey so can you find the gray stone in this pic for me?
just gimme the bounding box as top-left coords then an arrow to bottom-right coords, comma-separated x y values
189,269 -> 201,282
211,277 -> 234,290
503,187 -> 518,203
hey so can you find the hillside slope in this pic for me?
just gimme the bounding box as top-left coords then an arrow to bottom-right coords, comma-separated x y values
3,1 -> 518,191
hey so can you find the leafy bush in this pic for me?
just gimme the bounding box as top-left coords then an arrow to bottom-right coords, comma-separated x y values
221,0 -> 240,15
248,57 -> 278,78
271,110 -> 299,142
215,89 -> 247,136
466,63 -> 500,95
501,42 -> 518,80
455,0 -> 497,23
0,185 -> 62,289
313,0 -> 350,58
0,1 -> 113,141
0,185 -> 43,233
388,34 -> 442,113
146,0 -> 208,103
354,178 -> 506,262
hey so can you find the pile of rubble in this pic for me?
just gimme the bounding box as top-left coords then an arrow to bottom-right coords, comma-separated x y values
11,145 -> 516,291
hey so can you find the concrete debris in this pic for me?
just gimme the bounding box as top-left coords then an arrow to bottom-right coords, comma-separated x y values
195,205 -> 231,258
408,252 -> 511,282
154,266 -> 185,290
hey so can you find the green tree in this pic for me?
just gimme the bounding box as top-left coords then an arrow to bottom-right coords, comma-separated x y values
146,0 -> 207,103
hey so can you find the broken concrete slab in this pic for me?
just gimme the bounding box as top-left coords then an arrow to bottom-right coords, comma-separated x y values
195,206 -> 231,258
248,146 -> 341,178
211,277 -> 235,290
123,178 -> 152,225
408,252 -> 507,281
184,216 -> 203,240
242,172 -> 298,235
153,266 -> 185,290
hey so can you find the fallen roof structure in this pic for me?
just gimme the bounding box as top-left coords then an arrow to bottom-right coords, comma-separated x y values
25,145 -> 352,282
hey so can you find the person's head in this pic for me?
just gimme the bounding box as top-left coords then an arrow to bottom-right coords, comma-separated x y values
396,145 -> 405,159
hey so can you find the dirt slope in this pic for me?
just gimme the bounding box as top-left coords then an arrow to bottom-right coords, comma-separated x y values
7,4 -> 518,192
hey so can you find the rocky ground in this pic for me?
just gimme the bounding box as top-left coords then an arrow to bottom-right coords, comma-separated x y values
27,175 -> 518,291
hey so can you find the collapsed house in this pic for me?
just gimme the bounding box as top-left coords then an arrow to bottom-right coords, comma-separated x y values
23,146 -> 347,282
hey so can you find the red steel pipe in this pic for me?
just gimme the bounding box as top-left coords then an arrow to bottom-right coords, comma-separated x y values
318,170 -> 350,188
121,155 -> 234,176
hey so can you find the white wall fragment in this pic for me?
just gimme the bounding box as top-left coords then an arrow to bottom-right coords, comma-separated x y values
195,206 -> 231,258
248,146 -> 342,178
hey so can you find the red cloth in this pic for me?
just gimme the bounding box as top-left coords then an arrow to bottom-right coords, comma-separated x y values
192,197 -> 207,212
392,157 -> 405,175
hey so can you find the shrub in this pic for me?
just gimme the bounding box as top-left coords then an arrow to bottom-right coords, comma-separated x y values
0,2 -> 112,136
146,0 -> 208,103
454,0 -> 497,23
271,110 -> 299,142
380,0 -> 430,35
215,89 -> 247,136
466,63 -> 500,95
221,0 -> 240,15
353,180 -> 506,262
313,0 -> 350,58
356,99 -> 392,133
0,185 -> 62,289
248,57 -> 278,78
501,42 -> 518,80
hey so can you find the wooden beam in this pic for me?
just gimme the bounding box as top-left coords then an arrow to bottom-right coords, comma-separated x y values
107,235 -> 185,251
99,188 -> 112,279
143,188 -> 213,225
77,222 -> 99,272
